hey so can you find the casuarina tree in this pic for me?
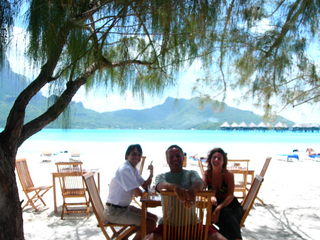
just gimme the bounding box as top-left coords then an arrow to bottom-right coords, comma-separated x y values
1,1 -> 319,239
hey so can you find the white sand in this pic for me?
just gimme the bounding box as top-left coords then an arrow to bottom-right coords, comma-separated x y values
16,140 -> 320,240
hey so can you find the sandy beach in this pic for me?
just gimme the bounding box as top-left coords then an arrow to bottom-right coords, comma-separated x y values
16,140 -> 320,240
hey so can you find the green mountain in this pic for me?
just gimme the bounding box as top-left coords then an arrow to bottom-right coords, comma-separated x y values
0,58 -> 294,129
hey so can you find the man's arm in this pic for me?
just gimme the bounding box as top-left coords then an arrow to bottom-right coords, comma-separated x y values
189,178 -> 205,193
141,164 -> 154,190
132,187 -> 143,197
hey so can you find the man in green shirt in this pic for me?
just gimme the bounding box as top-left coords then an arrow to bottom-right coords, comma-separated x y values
144,145 -> 226,240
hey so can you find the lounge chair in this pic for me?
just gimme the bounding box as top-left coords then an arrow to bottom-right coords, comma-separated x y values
40,150 -> 53,162
83,172 -> 137,240
15,158 -> 52,211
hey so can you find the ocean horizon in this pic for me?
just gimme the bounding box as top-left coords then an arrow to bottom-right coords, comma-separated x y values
12,128 -> 319,174
15,128 -> 320,144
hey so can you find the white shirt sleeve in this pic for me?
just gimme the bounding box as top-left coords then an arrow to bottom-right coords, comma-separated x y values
116,162 -> 144,191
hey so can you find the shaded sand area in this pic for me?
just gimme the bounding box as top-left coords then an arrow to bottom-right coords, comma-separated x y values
16,141 -> 320,240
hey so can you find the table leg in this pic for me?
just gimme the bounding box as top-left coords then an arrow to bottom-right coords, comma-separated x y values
53,174 -> 57,214
141,202 -> 147,238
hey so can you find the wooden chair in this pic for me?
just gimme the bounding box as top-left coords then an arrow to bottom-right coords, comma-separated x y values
197,159 -> 205,179
240,175 -> 264,227
197,160 -> 248,200
56,161 -> 83,173
15,158 -> 52,211
55,162 -> 90,219
259,157 -> 272,177
255,157 -> 271,204
160,191 -> 213,240
230,169 -> 248,200
83,172 -> 137,240
136,156 -> 146,175
132,156 -> 146,207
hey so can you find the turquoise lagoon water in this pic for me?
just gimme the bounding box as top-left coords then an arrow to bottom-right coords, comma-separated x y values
26,128 -> 319,144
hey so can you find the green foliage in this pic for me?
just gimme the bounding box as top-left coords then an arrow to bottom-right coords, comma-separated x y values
22,0 -> 226,99
3,0 -> 320,119
0,0 -> 21,62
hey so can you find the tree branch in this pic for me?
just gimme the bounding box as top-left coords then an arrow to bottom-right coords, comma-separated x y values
2,28 -> 69,148
264,0 -> 308,58
19,62 -> 101,145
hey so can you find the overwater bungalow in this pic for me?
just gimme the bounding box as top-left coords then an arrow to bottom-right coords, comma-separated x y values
220,122 -> 231,130
230,122 -> 239,130
292,123 -> 320,132
256,122 -> 268,131
274,122 -> 289,131
248,122 -> 257,130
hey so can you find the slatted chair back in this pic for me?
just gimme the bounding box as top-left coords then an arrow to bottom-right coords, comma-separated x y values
56,162 -> 84,193
259,157 -> 272,177
197,159 -> 205,179
132,156 -> 146,207
136,156 -> 146,175
55,161 -> 89,219
254,157 -> 272,205
16,158 -> 52,211
160,191 -> 213,240
16,158 -> 34,190
240,175 -> 264,227
56,161 -> 83,172
83,172 -> 137,240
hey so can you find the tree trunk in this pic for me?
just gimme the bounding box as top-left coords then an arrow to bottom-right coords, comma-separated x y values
0,144 -> 24,240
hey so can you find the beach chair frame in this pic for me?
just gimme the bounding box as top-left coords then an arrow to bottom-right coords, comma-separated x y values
160,191 -> 213,240
15,158 -> 52,211
240,175 -> 264,227
132,156 -> 147,207
55,162 -> 90,219
83,172 -> 137,240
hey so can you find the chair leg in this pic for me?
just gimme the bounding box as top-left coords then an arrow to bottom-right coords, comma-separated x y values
34,190 -> 47,206
61,201 -> 66,219
23,192 -> 40,211
256,196 -> 265,205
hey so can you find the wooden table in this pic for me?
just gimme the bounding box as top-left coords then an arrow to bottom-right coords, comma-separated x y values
140,194 -> 161,238
229,169 -> 254,199
228,159 -> 250,170
52,169 -> 100,214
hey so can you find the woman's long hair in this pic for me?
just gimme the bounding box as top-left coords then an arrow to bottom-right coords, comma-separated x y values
206,147 -> 228,172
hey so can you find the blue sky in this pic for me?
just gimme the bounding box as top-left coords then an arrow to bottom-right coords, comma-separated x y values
7,27 -> 320,124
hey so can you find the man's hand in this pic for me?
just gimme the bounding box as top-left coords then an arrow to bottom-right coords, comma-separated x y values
147,161 -> 153,174
174,186 -> 196,208
210,196 -> 217,206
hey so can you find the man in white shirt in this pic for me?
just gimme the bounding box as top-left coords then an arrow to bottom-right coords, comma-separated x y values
104,144 -> 157,240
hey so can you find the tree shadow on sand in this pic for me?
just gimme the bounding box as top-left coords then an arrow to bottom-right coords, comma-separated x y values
46,213 -> 101,239
242,203 -> 318,240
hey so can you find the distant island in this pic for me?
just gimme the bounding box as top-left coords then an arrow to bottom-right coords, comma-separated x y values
1,56 -> 296,130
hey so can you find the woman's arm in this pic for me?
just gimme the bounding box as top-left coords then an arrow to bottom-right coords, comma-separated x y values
212,171 -> 235,223
217,171 -> 235,208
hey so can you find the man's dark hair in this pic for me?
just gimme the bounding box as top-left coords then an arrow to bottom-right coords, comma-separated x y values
125,144 -> 142,160
166,144 -> 183,155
